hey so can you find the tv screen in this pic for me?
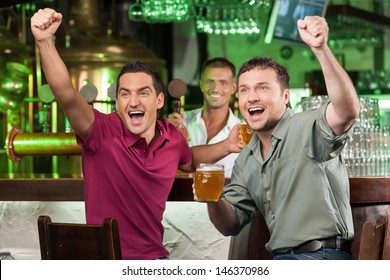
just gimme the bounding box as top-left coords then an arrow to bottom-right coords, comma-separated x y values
264,0 -> 329,45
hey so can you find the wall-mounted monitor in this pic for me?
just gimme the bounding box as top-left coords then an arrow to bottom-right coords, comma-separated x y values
264,0 -> 329,45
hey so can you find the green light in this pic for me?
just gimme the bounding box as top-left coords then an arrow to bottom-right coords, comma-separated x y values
195,1 -> 266,35
129,0 -> 195,23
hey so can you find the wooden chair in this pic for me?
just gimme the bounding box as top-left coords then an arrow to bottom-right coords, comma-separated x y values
37,215 -> 122,260
357,215 -> 388,260
228,210 -> 273,260
246,210 -> 273,259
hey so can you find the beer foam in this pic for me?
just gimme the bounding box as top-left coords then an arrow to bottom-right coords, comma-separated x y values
197,164 -> 224,171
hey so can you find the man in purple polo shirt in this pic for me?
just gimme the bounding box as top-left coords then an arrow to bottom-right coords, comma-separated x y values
31,8 -> 243,260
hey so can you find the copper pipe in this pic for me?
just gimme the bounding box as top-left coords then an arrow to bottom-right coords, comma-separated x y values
6,127 -> 81,162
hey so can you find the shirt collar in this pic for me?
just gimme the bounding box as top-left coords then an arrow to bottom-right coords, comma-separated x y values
122,118 -> 168,147
246,108 -> 293,151
272,108 -> 293,140
226,108 -> 240,130
193,107 -> 237,128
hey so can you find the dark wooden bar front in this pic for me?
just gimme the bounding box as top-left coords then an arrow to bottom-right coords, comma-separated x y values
349,177 -> 390,259
0,175 -> 389,259
0,172 -> 219,202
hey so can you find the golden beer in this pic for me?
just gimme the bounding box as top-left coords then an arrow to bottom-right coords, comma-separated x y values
240,123 -> 253,145
195,164 -> 225,202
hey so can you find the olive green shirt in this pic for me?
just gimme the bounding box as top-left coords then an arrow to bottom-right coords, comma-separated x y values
222,104 -> 354,254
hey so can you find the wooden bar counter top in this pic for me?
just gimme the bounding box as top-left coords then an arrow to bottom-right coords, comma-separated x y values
0,174 -> 389,259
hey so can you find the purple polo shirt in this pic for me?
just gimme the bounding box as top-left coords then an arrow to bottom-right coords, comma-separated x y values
77,109 -> 192,259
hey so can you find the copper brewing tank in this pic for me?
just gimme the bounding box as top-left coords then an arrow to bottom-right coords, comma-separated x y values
5,0 -> 167,173
60,0 -> 167,113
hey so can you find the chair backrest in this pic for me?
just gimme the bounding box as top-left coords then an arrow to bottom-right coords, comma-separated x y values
246,210 -> 273,259
358,215 -> 388,260
37,215 -> 122,260
228,210 -> 273,260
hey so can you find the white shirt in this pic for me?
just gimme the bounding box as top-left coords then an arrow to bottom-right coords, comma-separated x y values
184,107 -> 241,177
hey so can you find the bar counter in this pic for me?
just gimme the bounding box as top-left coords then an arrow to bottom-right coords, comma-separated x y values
349,177 -> 390,259
0,172 -> 196,201
0,171 -> 232,202
0,172 -> 230,260
0,175 -> 389,259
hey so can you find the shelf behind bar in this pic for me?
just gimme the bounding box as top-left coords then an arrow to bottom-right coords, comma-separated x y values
326,4 -> 390,28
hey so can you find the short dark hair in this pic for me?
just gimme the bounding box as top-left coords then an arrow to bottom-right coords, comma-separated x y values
237,57 -> 290,91
200,57 -> 236,80
116,60 -> 166,97
237,57 -> 291,108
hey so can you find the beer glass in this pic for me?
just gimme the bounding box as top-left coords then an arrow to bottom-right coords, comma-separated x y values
240,122 -> 253,145
194,163 -> 225,202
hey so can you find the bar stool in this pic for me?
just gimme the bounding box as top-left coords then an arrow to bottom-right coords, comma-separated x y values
37,215 -> 122,260
357,215 -> 388,260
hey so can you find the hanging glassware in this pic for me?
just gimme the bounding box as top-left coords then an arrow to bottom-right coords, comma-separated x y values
128,0 -> 271,35
195,0 -> 270,35
128,0 -> 196,23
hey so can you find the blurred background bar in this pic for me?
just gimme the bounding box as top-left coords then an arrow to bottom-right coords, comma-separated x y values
0,0 -> 389,177
0,0 -> 390,261
0,0 -> 389,175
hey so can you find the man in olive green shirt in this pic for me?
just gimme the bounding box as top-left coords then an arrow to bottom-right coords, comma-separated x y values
205,16 -> 360,260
